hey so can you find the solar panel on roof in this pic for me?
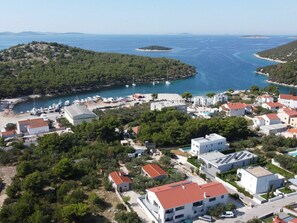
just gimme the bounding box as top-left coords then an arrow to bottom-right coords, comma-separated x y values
247,154 -> 251,157
239,153 -> 247,160
236,152 -> 243,159
216,158 -> 222,164
221,155 -> 231,164
224,154 -> 234,164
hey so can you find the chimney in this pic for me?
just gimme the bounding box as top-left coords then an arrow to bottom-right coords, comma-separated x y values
182,185 -> 185,189
204,192 -> 207,198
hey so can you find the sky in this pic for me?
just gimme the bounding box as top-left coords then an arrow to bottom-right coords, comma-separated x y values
0,0 -> 297,35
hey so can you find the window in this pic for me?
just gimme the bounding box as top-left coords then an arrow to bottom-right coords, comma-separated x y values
175,214 -> 184,219
175,206 -> 184,211
165,209 -> 173,213
221,195 -> 224,199
193,201 -> 203,207
209,197 -> 216,202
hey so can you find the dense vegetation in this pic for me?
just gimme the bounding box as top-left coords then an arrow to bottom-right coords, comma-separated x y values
256,40 -> 297,85
0,42 -> 195,98
138,109 -> 252,146
137,45 -> 172,51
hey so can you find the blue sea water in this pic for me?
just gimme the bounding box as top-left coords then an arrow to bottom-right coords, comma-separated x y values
0,33 -> 294,113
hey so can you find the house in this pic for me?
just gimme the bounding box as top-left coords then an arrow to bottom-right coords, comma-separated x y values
259,124 -> 287,135
138,180 -> 228,223
279,128 -> 297,138
142,164 -> 167,180
150,101 -> 187,112
219,102 -> 252,117
256,95 -> 274,104
253,113 -> 281,128
108,171 -> 132,192
17,118 -> 49,135
237,166 -> 285,194
278,94 -> 297,108
277,108 -> 297,127
64,104 -> 98,126
132,126 -> 140,135
190,133 -> 227,156
262,102 -> 284,111
199,150 -> 257,176
0,130 -> 16,139
193,93 -> 228,107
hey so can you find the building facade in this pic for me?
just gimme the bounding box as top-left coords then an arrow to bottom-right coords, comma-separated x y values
193,93 -> 228,107
278,94 -> 297,108
64,104 -> 98,126
17,118 -> 49,135
191,133 -> 227,156
108,171 -> 132,192
237,166 -> 285,194
150,101 -> 187,112
219,103 -> 252,117
138,180 -> 228,223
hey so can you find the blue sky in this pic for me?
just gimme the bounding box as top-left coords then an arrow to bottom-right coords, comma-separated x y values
1,0 -> 297,35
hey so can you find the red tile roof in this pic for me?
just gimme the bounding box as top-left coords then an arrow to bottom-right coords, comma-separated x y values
264,113 -> 280,120
273,216 -> 286,223
265,102 -> 284,108
225,103 -> 249,110
289,218 -> 297,223
142,164 -> 167,178
1,130 -> 16,136
288,128 -> 297,134
147,180 -> 228,209
283,108 -> 297,117
18,118 -> 48,128
279,94 -> 297,101
109,171 -> 131,185
132,126 -> 140,135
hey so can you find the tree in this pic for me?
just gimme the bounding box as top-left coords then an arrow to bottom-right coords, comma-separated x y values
62,203 -> 88,223
5,123 -> 16,131
206,92 -> 216,98
151,93 -> 158,101
16,161 -> 35,177
115,211 -> 142,223
247,217 -> 262,223
250,85 -> 259,93
52,158 -> 74,179
228,88 -> 234,93
181,92 -> 193,102
22,171 -> 44,193
122,195 -> 130,204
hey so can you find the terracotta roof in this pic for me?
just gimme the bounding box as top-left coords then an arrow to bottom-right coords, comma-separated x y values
142,164 -> 167,178
1,130 -> 16,136
264,113 -> 280,120
225,103 -> 249,110
132,126 -> 140,135
279,94 -> 297,101
288,128 -> 297,134
18,118 -> 48,128
289,218 -> 297,223
147,180 -> 228,209
109,171 -> 131,185
283,108 -> 297,117
265,102 -> 284,108
273,216 -> 286,223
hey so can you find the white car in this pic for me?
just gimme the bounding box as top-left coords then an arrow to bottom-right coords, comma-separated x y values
220,211 -> 235,218
198,215 -> 214,222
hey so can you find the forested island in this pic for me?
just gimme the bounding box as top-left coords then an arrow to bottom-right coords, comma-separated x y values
256,40 -> 297,86
240,35 -> 269,39
0,42 -> 195,98
136,45 -> 172,51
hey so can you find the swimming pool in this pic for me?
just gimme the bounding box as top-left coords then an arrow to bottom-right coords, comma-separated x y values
180,147 -> 191,152
288,150 -> 297,157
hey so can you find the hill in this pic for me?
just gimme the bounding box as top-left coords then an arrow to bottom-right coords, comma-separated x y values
0,42 -> 196,98
256,40 -> 297,86
137,45 -> 172,51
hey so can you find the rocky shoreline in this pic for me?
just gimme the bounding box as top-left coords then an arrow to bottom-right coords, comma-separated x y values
253,54 -> 287,64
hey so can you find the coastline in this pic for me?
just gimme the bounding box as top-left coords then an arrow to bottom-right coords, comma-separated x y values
266,80 -> 297,88
136,48 -> 172,52
253,54 -> 287,64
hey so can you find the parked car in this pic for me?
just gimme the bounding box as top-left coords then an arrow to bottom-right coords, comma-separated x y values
198,215 -> 214,222
220,211 -> 236,218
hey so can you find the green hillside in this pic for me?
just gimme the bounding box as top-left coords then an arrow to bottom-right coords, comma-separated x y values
0,42 -> 196,98
256,40 -> 297,85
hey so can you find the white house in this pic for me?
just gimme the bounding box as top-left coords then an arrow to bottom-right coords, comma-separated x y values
256,95 -> 274,104
17,118 -> 49,135
277,108 -> 297,127
150,101 -> 187,112
64,104 -> 98,126
219,103 -> 252,117
237,166 -> 285,194
278,94 -> 297,108
138,180 -> 228,223
259,124 -> 287,135
191,133 -> 227,156
262,102 -> 284,112
199,150 -> 257,177
108,171 -> 132,192
253,114 -> 281,128
193,93 -> 228,107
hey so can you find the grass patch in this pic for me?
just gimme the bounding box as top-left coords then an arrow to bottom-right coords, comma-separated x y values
260,193 -> 275,200
266,163 -> 294,179
279,187 -> 295,194
187,156 -> 200,168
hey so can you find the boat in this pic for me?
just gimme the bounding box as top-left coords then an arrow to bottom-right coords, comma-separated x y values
152,81 -> 156,85
165,80 -> 171,85
132,76 -> 136,86
64,100 -> 70,106
125,85 -> 129,88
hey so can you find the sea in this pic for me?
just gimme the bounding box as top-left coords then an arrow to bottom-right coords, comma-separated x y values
0,33 -> 294,113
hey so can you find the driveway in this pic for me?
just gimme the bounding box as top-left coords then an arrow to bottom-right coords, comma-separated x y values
122,191 -> 151,223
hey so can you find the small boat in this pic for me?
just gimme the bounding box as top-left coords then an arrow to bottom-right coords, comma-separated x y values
125,85 -> 129,88
165,80 -> 171,85
73,99 -> 80,104
156,81 -> 160,84
132,83 -> 136,87
64,100 -> 70,106
152,81 -> 156,85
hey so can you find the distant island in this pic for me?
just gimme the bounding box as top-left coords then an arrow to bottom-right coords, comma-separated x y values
255,39 -> 297,87
0,42 -> 195,98
136,45 -> 173,52
240,35 -> 270,39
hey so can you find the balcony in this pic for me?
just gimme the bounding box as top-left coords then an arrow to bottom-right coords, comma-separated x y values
192,205 -> 203,211
164,211 -> 175,219
141,195 -> 159,214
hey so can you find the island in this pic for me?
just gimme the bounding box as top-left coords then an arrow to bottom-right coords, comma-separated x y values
240,35 -> 270,39
0,42 -> 195,98
136,45 -> 172,52
255,39 -> 297,87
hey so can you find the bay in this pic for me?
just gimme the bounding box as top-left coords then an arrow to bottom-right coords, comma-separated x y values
0,33 -> 294,113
